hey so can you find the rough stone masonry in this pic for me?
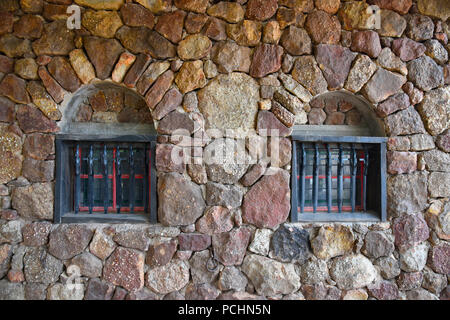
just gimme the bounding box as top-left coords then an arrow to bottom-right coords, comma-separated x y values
0,0 -> 449,300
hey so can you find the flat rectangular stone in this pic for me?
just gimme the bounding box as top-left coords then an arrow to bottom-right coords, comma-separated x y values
38,66 -> 65,103
123,54 -> 151,88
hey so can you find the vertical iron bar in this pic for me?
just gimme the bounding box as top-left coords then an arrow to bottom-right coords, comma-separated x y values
74,144 -> 80,214
116,146 -> 122,213
300,143 -> 306,213
313,143 -> 319,213
129,145 -> 135,213
103,144 -> 108,214
144,145 -> 149,214
326,144 -> 332,213
351,144 -> 357,212
337,144 -> 343,213
363,145 -> 369,212
88,145 -> 94,214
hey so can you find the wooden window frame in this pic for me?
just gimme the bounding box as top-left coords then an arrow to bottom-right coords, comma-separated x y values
291,134 -> 387,223
54,134 -> 157,224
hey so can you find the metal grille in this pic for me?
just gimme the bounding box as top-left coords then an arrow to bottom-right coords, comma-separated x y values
73,142 -> 151,214
296,142 -> 370,214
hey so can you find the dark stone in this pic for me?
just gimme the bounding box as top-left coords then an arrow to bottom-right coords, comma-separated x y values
120,3 -> 155,29
245,0 -> 277,21
0,74 -> 30,104
212,227 -> 252,266
257,110 -> 292,137
84,278 -> 115,300
47,57 -> 81,93
123,54 -> 152,88
428,243 -> 450,275
305,10 -> 341,45
178,233 -> 211,251
156,144 -> 185,173
13,14 -> 43,39
48,225 -> 94,260
16,105 -> 58,133
249,44 -> 283,78
32,20 -> 74,56
23,133 -> 54,160
392,38 -> 426,62
279,26 -> 312,56
146,240 -> 177,267
157,111 -> 195,135
205,182 -> 243,208
84,36 -> 124,80
155,10 -> 186,43
0,97 -> 15,123
38,66 -> 65,103
270,224 -> 311,264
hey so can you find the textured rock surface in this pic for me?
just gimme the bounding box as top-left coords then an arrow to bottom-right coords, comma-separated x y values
311,225 -> 355,260
104,247 -> 145,292
48,225 -> 94,260
330,255 -> 377,290
146,260 -> 190,294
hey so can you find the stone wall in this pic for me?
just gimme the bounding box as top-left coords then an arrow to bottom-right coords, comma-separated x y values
0,0 -> 449,300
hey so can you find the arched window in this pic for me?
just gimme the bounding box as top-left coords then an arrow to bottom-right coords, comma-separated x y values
291,92 -> 387,222
54,83 -> 157,223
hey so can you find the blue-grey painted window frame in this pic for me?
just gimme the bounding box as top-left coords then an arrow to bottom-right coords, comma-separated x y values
291,135 -> 387,222
54,134 -> 157,224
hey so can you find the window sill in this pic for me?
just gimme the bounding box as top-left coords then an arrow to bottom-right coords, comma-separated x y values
294,211 -> 381,223
59,213 -> 152,224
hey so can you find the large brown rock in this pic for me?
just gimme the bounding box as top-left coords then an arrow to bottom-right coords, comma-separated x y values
0,34 -> 32,58
120,3 -> 155,29
82,10 -> 123,38
211,41 -> 251,73
13,14 -> 43,40
16,104 -> 58,133
351,30 -> 382,58
292,56 -> 328,96
84,36 -> 124,80
38,66 -> 65,103
417,0 -> 450,21
249,44 -> 283,78
246,0 -> 277,21
177,34 -> 211,61
104,247 -> 145,292
12,183 -> 53,220
242,169 -> 290,229
175,60 -> 206,94
158,173 -> 206,226
316,44 -> 356,90
32,20 -> 74,56
196,206 -> 233,235
280,26 -> 312,56
305,10 -> 341,45
47,57 -> 81,93
48,224 -> 94,260
227,20 -> 262,47
207,1 -> 244,23
0,74 -> 30,104
392,38 -> 426,62
0,97 -> 15,123
145,70 -> 174,109
174,0 -> 208,13
362,68 -> 406,103
384,107 -> 425,136
154,10 -> 186,43
212,227 -> 252,266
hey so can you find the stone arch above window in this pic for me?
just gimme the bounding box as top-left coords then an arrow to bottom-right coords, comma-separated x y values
297,90 -> 386,137
58,82 -> 156,137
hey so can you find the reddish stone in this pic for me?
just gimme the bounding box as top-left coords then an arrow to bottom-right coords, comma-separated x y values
37,66 -> 65,103
444,65 -> 450,85
196,206 -> 233,235
308,108 -> 326,125
23,133 -> 54,160
13,15 -> 43,40
325,112 -> 345,125
156,144 -> 185,173
22,222 -> 52,247
47,57 -> 81,93
185,13 -> 208,34
120,3 -> 155,29
152,88 -> 183,120
0,97 -> 15,123
242,169 -> 291,229
316,44 -> 356,90
145,70 -> 174,109
0,209 -> 18,221
0,11 -> 14,36
174,0 -> 208,13
7,270 -> 25,283
123,54 -> 152,88
428,243 -> 450,275
32,20 -> 75,56
155,10 -> 186,43
104,247 -> 145,292
437,130 -> 450,153
397,272 -> 423,291
202,17 -> 227,41
240,161 -> 268,187
280,26 -> 312,56
368,281 -> 399,300
0,55 -> 13,73
257,110 -> 292,137
367,0 -> 412,15
0,74 -> 30,104
387,151 -> 417,174
393,214 -> 430,250
146,240 -> 177,267
157,111 -> 195,135
84,36 -> 124,80
185,282 -> 220,300
178,233 -> 211,251
16,105 -> 58,133
249,44 -> 283,78
48,225 -> 94,260
305,10 -> 341,45
392,38 -> 426,62
376,93 -> 410,118
245,0 -> 277,21
112,287 -> 128,300
351,31 -> 382,58
212,227 -> 251,266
